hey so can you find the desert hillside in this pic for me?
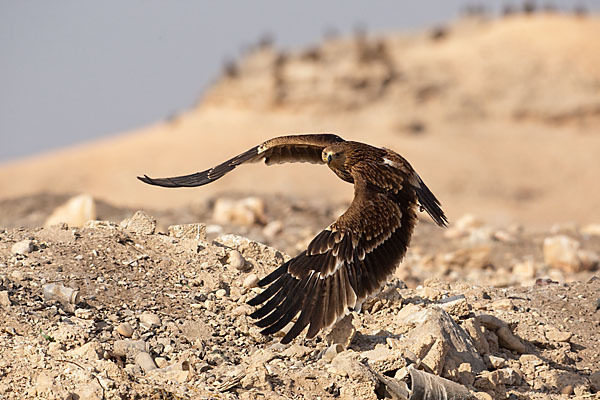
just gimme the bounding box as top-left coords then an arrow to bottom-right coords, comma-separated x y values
0,13 -> 599,227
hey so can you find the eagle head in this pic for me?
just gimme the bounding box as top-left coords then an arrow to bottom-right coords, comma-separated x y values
322,145 -> 346,167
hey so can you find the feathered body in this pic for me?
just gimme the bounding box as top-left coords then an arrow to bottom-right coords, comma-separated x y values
139,134 -> 447,344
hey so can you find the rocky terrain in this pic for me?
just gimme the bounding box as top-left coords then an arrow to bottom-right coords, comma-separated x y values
1,194 -> 599,399
1,9 -> 600,400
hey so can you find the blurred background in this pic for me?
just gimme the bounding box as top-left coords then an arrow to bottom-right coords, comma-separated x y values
1,0 -> 600,229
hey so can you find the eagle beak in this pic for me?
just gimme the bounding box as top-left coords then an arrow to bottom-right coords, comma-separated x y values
327,154 -> 332,163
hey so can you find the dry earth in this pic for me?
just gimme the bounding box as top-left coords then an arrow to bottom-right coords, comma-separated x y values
1,11 -> 600,400
0,196 -> 599,399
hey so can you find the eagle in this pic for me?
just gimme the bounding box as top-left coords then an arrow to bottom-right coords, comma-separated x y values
138,134 -> 447,344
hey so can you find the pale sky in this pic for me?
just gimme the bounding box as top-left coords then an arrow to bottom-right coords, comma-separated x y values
1,0 -> 598,162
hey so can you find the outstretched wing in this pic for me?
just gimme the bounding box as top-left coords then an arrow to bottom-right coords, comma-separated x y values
248,175 -> 419,344
137,133 -> 344,188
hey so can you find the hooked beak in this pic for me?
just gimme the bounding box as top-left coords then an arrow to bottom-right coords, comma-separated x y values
323,152 -> 332,163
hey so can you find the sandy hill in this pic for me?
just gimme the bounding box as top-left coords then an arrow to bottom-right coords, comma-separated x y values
1,14 -> 599,227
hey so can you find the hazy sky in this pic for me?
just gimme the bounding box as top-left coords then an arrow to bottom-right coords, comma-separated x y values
2,1 -> 598,163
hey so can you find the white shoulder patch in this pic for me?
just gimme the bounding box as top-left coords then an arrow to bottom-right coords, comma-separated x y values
382,157 -> 396,167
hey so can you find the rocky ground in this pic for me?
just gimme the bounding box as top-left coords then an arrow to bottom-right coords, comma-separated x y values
1,194 -> 599,399
1,10 -> 599,400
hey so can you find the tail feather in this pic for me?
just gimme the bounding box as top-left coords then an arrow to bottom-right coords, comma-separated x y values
415,176 -> 448,227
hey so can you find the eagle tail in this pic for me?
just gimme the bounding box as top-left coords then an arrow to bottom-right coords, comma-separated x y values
415,177 -> 448,227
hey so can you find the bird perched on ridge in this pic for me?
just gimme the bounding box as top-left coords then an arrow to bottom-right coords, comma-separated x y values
138,134 -> 447,344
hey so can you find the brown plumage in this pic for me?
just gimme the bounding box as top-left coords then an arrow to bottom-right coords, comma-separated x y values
138,134 -> 447,344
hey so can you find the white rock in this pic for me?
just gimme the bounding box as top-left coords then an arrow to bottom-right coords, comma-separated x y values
322,343 -> 344,361
228,250 -> 247,271
155,357 -> 168,369
135,351 -> 158,372
215,289 -> 227,298
582,224 -> 600,236
487,355 -> 507,368
68,341 -> 102,361
242,274 -> 259,288
543,235 -> 581,272
45,194 -> 96,227
140,312 -> 161,328
213,197 -> 266,226
119,211 -> 156,235
11,239 -> 34,255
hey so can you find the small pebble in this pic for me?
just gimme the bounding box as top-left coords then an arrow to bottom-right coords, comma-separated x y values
113,339 -> 148,358
74,308 -> 94,319
10,270 -> 25,282
215,289 -> 227,298
135,351 -> 158,372
322,343 -> 344,362
228,250 -> 247,271
155,357 -> 168,368
544,327 -> 572,343
116,323 -> 134,338
243,274 -> 259,289
0,291 -> 11,307
560,385 -> 573,395
11,240 -> 34,255
487,355 -> 506,369
491,298 -> 514,311
139,312 -> 161,329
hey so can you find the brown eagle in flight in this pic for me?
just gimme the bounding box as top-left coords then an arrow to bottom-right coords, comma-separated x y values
138,134 -> 447,344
